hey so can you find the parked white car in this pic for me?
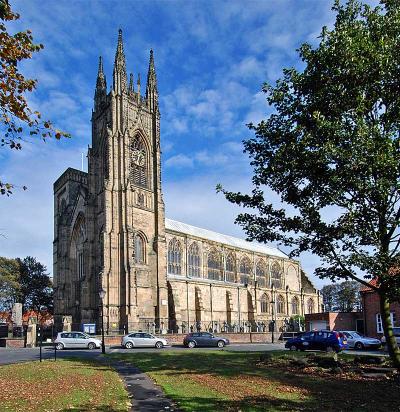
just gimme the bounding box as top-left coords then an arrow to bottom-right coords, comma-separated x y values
54,332 -> 101,350
381,327 -> 400,347
121,332 -> 168,349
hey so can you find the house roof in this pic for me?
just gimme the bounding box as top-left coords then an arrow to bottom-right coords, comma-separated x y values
360,278 -> 379,293
165,218 -> 288,259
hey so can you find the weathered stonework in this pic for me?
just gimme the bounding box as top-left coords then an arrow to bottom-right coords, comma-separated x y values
53,31 -> 320,333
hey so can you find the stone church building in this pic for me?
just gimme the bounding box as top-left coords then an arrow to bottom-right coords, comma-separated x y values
53,31 -> 320,333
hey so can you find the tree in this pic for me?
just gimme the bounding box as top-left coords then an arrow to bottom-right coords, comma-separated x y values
321,281 -> 361,311
0,1 -> 69,195
0,256 -> 19,311
219,0 -> 400,368
16,256 -> 53,312
321,284 -> 338,312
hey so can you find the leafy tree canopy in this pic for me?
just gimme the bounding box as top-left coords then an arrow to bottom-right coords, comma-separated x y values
219,0 -> 400,366
321,281 -> 361,312
0,1 -> 69,196
16,256 -> 53,312
0,256 -> 52,312
0,256 -> 19,311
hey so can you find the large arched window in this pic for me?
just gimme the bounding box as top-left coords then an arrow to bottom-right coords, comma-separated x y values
188,242 -> 200,278
260,294 -> 269,313
134,234 -> 145,264
71,214 -> 86,282
130,135 -> 147,188
239,256 -> 252,285
208,249 -> 223,281
256,259 -> 268,287
271,262 -> 283,289
307,298 -> 315,314
168,238 -> 182,275
277,295 -> 285,314
225,252 -> 236,283
291,296 -> 299,315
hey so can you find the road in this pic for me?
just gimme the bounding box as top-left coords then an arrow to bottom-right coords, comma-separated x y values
0,343 -> 387,365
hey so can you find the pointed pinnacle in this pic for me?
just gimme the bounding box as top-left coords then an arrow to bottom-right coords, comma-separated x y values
129,73 -> 134,92
96,56 -> 106,90
114,28 -> 126,69
98,56 -> 104,75
146,49 -> 157,89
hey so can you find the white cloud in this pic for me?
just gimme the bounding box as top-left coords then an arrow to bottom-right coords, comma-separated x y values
165,154 -> 194,168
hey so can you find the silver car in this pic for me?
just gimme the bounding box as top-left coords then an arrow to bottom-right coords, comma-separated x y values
340,331 -> 381,350
54,331 -> 101,350
121,332 -> 168,349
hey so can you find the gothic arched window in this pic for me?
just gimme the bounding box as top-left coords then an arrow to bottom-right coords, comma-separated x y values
260,294 -> 269,313
208,249 -> 222,281
291,296 -> 299,315
307,298 -> 315,314
188,242 -> 200,278
271,262 -> 283,289
130,135 -> 147,188
239,256 -> 252,285
277,295 -> 285,314
134,234 -> 145,264
168,238 -> 182,275
256,259 -> 268,287
225,252 -> 236,283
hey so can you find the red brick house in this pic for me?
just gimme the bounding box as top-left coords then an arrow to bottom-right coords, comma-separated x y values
360,279 -> 400,338
305,312 -> 363,332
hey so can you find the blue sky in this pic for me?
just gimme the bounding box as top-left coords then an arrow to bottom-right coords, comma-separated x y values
0,0 -> 362,288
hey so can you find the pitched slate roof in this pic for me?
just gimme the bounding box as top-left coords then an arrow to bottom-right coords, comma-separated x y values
165,218 -> 288,259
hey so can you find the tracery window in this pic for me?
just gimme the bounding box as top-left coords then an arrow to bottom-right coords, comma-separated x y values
71,214 -> 86,283
256,259 -> 268,287
260,294 -> 269,313
207,249 -> 223,281
307,298 -> 315,314
134,234 -> 145,264
188,243 -> 201,278
291,296 -> 299,315
225,252 -> 236,283
130,136 -> 147,188
271,262 -> 283,289
168,238 -> 182,275
239,256 -> 252,285
277,295 -> 285,314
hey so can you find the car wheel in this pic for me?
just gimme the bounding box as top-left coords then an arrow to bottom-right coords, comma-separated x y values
289,344 -> 298,351
217,340 -> 225,348
326,346 -> 334,353
125,341 -> 134,349
187,341 -> 196,348
88,342 -> 96,350
56,342 -> 64,350
155,341 -> 163,349
354,342 -> 364,350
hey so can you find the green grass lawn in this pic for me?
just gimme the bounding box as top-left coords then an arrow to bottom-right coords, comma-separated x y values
108,350 -> 399,412
0,359 -> 130,412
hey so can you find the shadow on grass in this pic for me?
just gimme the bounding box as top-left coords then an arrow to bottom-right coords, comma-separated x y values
107,350 -> 400,412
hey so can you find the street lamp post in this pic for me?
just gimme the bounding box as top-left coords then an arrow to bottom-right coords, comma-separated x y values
99,288 -> 106,354
271,299 -> 275,344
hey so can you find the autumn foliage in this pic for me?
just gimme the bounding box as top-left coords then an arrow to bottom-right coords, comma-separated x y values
0,1 -> 69,195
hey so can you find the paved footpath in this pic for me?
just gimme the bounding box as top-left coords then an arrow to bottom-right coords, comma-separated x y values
102,359 -> 180,412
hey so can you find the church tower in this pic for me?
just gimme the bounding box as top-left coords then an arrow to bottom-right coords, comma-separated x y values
89,30 -> 168,331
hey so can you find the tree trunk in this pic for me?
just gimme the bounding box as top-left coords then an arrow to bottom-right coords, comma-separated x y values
379,292 -> 400,369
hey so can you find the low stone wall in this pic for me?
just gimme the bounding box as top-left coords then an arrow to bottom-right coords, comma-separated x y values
0,338 -> 25,348
99,332 -> 278,346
